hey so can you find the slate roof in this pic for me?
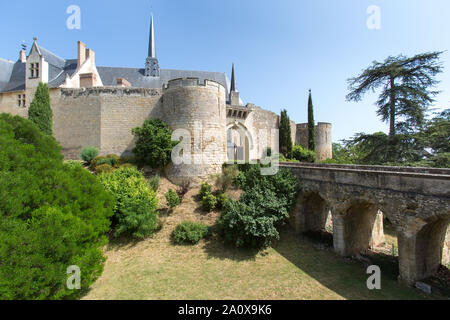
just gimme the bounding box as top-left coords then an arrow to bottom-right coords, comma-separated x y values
97,66 -> 230,96
0,46 -> 236,102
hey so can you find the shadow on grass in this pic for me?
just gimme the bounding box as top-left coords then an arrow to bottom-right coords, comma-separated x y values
272,226 -> 433,300
202,226 -> 261,262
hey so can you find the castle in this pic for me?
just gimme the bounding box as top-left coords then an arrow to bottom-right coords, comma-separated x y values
0,14 -> 332,181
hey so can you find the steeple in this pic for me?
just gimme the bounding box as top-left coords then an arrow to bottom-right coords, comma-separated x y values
145,13 -> 160,77
148,14 -> 156,58
229,63 -> 240,106
230,63 -> 237,92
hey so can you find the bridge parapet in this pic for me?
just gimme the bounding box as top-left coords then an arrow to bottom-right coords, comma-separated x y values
282,162 -> 450,285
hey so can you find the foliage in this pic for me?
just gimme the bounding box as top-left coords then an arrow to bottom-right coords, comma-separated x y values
216,165 -> 239,191
28,82 -> 53,136
173,221 -> 209,245
65,160 -> 83,169
0,114 -> 113,299
216,193 -> 229,210
199,182 -> 213,199
95,163 -> 114,175
166,189 -> 181,208
132,119 -> 179,168
202,194 -> 217,212
279,109 -> 293,157
219,164 -> 298,248
346,52 -> 443,136
148,174 -> 161,191
278,153 -> 300,163
81,147 -> 99,164
292,145 -> 316,163
307,90 -> 316,151
98,167 -> 159,239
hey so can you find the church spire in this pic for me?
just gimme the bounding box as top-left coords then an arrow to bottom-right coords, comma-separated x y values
148,14 -> 156,58
230,63 -> 237,92
145,13 -> 160,77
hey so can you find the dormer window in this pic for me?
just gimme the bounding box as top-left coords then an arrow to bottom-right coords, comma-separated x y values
30,63 -> 40,79
17,94 -> 26,107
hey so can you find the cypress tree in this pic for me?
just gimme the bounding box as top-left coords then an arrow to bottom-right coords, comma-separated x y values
279,109 -> 293,157
307,89 -> 316,151
28,82 -> 53,136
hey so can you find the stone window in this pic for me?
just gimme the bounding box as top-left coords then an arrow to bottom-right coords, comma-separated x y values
30,63 -> 40,78
17,94 -> 26,107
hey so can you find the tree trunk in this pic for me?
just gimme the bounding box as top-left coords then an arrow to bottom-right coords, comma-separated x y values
389,76 -> 396,137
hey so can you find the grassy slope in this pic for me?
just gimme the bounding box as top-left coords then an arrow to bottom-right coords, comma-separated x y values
83,179 -> 437,300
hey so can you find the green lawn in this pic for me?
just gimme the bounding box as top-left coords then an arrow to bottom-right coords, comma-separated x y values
82,183 -> 439,300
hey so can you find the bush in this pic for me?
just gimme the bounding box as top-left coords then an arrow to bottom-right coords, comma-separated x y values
216,193 -> 229,210
202,194 -> 217,212
291,145 -> 316,163
0,114 -> 114,299
98,167 -> 159,239
148,175 -> 160,191
65,160 -> 83,169
166,189 -> 181,208
95,163 -> 114,175
81,147 -> 99,164
132,119 -> 179,168
120,163 -> 135,169
173,221 -> 209,244
216,165 -> 239,191
218,164 -> 298,248
199,182 -> 213,199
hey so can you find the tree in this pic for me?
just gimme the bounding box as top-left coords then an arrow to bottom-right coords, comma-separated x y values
346,52 -> 443,137
28,82 -> 53,136
0,114 -> 113,299
279,109 -> 293,157
132,119 -> 179,168
307,89 -> 316,151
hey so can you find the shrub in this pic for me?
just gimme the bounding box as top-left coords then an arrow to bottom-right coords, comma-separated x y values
291,145 -> 316,163
106,154 -> 121,167
132,119 -> 179,168
28,82 -> 53,136
202,194 -> 217,212
216,193 -> 229,210
98,167 -> 159,238
148,175 -> 160,191
173,221 -> 209,244
120,163 -> 135,169
166,189 -> 181,208
218,164 -> 298,248
0,114 -> 114,299
199,182 -> 212,199
65,160 -> 83,169
95,163 -> 114,175
216,165 -> 239,191
90,156 -> 106,170
81,147 -> 99,164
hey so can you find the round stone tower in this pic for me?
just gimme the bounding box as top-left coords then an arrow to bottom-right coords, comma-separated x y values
315,122 -> 332,161
162,78 -> 227,183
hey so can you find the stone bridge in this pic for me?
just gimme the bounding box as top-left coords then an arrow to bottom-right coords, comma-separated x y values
281,163 -> 450,285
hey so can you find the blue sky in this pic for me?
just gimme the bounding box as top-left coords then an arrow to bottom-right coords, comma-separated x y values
1,0 -> 449,142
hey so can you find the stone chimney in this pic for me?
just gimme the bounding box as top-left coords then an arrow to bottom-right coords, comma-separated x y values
77,41 -> 86,69
86,48 -> 95,65
19,50 -> 26,63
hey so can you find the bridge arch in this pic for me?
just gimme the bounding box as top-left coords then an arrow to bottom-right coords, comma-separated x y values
290,191 -> 330,233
